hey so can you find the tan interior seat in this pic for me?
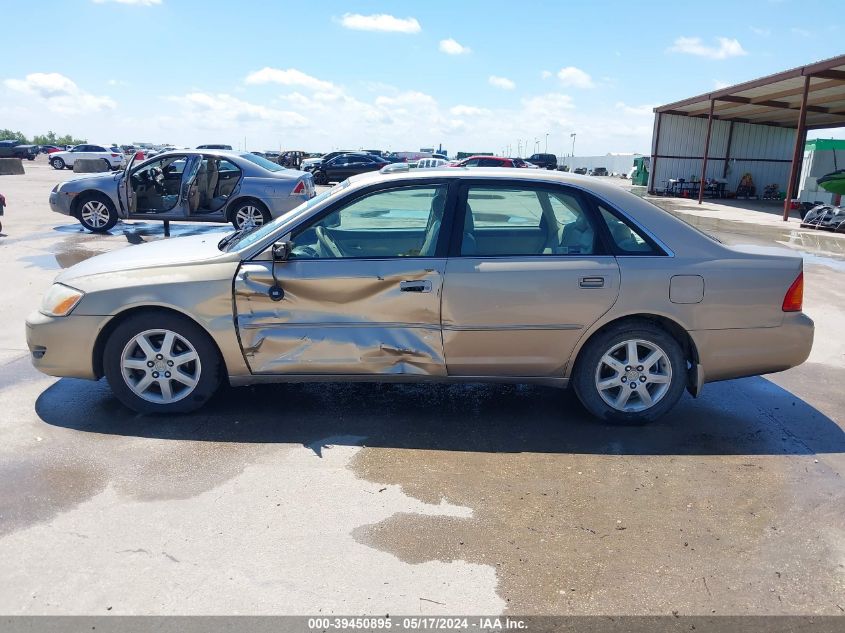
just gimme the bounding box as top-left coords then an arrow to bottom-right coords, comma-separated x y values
204,159 -> 219,207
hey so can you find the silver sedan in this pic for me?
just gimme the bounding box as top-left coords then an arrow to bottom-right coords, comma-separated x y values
48,150 -> 315,232
28,169 -> 813,423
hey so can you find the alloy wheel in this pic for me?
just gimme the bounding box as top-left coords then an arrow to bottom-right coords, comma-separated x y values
80,200 -> 112,229
235,205 -> 264,230
594,339 -> 672,413
120,328 -> 202,404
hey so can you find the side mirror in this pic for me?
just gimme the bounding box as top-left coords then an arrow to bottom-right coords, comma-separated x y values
272,240 -> 292,261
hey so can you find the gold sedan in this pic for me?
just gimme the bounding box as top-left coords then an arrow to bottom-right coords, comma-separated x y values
26,169 -> 813,423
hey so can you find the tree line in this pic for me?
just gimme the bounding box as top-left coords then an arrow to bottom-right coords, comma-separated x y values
0,129 -> 88,146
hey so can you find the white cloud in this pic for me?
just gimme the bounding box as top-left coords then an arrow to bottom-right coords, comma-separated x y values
713,79 -> 731,89
615,101 -> 656,116
439,38 -> 471,55
244,67 -> 336,92
166,93 -> 308,128
668,36 -> 747,60
489,75 -> 515,90
450,105 -> 491,117
3,72 -> 116,114
92,0 -> 161,5
556,66 -> 594,89
750,26 -> 770,36
107,79 -> 129,87
541,70 -> 552,80
339,13 -> 421,33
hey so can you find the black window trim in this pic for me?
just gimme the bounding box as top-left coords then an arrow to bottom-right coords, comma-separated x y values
447,179 -> 612,259
287,178 -> 459,260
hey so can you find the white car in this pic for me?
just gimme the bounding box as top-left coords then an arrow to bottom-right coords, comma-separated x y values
49,144 -> 125,171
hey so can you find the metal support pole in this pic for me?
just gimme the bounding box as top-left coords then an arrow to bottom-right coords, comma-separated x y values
698,100 -> 715,204
722,121 -> 734,179
648,113 -> 662,194
163,220 -> 170,237
783,75 -> 811,221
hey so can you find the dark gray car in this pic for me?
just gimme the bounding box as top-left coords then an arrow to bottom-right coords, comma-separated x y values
49,150 -> 315,232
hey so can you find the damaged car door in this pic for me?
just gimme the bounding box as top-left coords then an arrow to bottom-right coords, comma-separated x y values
234,182 -> 453,376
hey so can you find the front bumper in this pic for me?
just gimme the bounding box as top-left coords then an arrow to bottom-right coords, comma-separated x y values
691,312 -> 815,384
26,310 -> 109,380
49,191 -> 73,216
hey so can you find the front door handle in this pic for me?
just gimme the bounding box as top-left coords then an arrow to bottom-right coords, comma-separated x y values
400,280 -> 432,293
579,276 -> 605,288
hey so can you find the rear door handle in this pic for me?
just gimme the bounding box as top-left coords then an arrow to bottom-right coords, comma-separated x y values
400,280 -> 432,293
579,276 -> 605,288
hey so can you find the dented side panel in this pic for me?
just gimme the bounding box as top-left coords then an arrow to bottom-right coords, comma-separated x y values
234,259 -> 447,375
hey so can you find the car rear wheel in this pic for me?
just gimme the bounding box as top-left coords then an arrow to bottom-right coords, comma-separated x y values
50,158 -> 65,170
77,194 -> 118,232
231,200 -> 271,230
103,312 -> 221,414
573,321 -> 687,424
314,170 -> 329,186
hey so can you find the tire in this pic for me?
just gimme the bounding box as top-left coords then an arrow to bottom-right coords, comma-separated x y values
50,158 -> 65,170
102,158 -> 112,171
77,193 -> 118,233
230,199 -> 271,230
572,320 -> 687,424
314,170 -> 329,186
103,311 -> 222,414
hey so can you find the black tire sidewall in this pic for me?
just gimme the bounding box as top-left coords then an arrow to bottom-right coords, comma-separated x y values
573,323 -> 687,424
51,158 -> 64,170
77,194 -> 118,233
103,311 -> 221,414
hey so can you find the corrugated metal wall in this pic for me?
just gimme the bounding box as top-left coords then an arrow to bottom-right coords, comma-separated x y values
650,113 -> 796,195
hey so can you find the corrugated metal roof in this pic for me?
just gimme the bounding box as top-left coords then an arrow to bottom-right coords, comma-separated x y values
654,54 -> 845,129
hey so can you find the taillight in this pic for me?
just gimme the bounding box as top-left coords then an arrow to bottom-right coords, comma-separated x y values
111,153 -> 120,158
782,271 -> 803,312
291,180 -> 306,195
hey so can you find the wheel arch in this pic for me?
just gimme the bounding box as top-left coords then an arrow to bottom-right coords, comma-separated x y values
568,312 -> 701,394
92,305 -> 229,383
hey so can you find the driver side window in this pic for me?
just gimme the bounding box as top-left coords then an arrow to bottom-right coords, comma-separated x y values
291,185 -> 448,259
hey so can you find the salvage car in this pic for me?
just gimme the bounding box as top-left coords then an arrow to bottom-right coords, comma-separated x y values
49,150 -> 315,232
28,168 -> 813,423
49,144 -> 124,170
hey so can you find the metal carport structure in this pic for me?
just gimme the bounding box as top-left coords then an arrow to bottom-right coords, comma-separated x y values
650,54 -> 845,219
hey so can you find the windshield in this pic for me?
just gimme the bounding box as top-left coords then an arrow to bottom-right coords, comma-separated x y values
223,180 -> 351,251
240,152 -> 286,172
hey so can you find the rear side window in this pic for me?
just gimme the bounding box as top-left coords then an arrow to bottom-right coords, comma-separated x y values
460,186 -> 597,256
598,205 -> 662,255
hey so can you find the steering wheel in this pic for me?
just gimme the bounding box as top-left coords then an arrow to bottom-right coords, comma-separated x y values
315,226 -> 344,258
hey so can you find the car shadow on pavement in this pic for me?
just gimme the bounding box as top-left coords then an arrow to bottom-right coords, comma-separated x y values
36,373 -> 845,456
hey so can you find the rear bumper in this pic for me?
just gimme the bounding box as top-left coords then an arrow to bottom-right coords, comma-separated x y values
691,312 -> 814,384
26,310 -> 108,380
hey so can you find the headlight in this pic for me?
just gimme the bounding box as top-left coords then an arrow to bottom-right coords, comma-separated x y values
40,283 -> 84,317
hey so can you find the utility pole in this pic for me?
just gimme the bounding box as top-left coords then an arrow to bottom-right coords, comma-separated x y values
570,132 -> 576,160
545,133 -> 549,153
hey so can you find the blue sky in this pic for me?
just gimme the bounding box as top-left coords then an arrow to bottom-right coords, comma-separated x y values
1,0 -> 842,155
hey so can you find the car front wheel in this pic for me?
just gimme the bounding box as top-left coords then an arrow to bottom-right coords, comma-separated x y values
77,194 -> 118,232
103,311 -> 221,414
50,158 -> 65,170
573,321 -> 687,424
